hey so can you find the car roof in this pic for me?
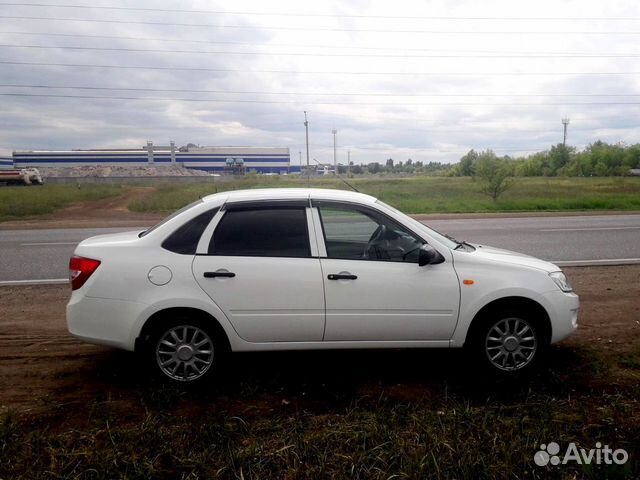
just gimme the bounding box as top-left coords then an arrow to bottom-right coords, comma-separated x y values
202,188 -> 377,205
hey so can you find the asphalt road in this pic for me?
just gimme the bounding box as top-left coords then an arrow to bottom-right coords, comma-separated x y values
1,214 -> 639,283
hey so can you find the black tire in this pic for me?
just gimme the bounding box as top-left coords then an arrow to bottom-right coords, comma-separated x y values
467,308 -> 549,376
144,315 -> 227,384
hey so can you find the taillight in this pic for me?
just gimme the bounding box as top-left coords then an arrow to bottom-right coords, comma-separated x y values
69,255 -> 101,291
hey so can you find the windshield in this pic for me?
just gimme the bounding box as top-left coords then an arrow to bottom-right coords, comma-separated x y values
139,199 -> 203,238
375,200 -> 460,250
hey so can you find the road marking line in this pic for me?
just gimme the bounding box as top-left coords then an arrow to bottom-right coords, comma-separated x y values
540,226 -> 640,232
0,278 -> 68,286
20,242 -> 78,246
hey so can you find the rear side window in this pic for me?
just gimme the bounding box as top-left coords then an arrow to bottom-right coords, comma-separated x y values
209,207 -> 310,257
162,208 -> 219,255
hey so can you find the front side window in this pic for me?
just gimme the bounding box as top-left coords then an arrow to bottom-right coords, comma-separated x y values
209,207 -> 310,257
318,204 -> 423,262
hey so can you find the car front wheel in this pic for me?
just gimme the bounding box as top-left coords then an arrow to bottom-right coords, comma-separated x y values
469,312 -> 547,374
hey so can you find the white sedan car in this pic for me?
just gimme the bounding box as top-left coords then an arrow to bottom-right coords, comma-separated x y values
67,188 -> 578,382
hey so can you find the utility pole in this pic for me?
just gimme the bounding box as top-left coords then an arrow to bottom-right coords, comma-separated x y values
298,151 -> 302,165
304,111 -> 310,170
562,117 -> 570,146
332,129 -> 337,173
347,149 -> 351,174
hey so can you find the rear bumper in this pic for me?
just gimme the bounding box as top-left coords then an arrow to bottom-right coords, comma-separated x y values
540,290 -> 579,343
67,293 -> 145,351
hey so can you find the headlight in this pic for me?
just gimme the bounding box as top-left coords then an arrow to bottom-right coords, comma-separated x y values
550,271 -> 572,292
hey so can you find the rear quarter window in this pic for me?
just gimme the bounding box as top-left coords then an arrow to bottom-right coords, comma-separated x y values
140,199 -> 204,238
162,207 -> 219,255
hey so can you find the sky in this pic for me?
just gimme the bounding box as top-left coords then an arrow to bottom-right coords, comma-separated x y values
1,0 -> 640,164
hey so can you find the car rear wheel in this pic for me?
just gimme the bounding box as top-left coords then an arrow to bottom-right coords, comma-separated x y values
149,318 -> 223,383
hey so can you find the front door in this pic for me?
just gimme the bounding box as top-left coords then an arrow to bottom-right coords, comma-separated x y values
315,202 -> 460,341
193,203 -> 325,343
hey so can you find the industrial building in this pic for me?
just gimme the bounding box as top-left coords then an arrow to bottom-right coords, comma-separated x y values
11,143 -> 300,174
0,156 -> 12,169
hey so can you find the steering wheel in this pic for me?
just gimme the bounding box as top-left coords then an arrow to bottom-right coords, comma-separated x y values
362,224 -> 388,259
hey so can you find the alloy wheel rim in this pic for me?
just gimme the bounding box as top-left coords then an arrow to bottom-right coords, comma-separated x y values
485,317 -> 537,371
156,325 -> 214,381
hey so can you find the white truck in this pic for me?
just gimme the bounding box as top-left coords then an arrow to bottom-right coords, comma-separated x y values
0,168 -> 44,186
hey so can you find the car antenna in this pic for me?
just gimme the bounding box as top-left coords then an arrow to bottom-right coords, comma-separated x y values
311,157 -> 360,193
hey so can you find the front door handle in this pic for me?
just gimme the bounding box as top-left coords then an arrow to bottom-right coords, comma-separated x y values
328,273 -> 357,280
204,271 -> 236,278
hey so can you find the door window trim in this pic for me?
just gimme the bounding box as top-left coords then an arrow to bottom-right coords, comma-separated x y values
309,206 -> 327,258
306,207 -> 321,257
197,203 -> 316,259
196,208 -> 226,255
223,199 -> 311,211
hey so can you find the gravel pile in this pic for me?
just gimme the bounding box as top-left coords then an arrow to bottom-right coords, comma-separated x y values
39,165 -> 211,177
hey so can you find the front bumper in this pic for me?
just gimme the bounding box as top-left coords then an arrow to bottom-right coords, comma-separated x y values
540,290 -> 579,343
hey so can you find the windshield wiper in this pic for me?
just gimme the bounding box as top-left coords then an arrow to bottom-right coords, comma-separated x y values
454,241 -> 476,251
442,233 -> 463,247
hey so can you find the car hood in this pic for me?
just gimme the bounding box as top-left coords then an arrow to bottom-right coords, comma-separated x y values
77,230 -> 144,248
463,243 -> 560,273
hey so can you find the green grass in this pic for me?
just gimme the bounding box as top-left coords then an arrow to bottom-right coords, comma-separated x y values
0,184 -> 124,221
2,177 -> 639,222
127,176 -> 640,214
619,344 -> 640,370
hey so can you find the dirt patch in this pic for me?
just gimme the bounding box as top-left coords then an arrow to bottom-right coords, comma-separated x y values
39,165 -> 211,178
0,266 -> 638,417
0,186 -> 164,230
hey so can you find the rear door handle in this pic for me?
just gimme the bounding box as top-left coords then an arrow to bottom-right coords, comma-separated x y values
204,271 -> 236,278
328,273 -> 357,280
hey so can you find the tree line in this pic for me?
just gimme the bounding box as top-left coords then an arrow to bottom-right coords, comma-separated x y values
334,141 -> 640,201
450,141 -> 640,178
336,141 -> 640,178
339,159 -> 451,175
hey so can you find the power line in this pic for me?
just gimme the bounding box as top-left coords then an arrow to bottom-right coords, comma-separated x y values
3,61 -> 640,76
2,31 -> 639,57
0,30 -> 531,53
3,16 -> 640,34
1,3 -> 639,21
3,43 -> 640,58
3,92 -> 640,105
2,84 -> 640,97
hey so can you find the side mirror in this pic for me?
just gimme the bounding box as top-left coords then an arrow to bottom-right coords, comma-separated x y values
418,244 -> 445,266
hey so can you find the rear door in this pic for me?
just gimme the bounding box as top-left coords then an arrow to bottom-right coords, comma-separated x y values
192,201 -> 325,343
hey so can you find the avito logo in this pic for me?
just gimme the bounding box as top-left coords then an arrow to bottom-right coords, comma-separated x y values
534,442 -> 629,466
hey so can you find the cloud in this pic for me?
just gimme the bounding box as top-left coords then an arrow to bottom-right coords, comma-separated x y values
1,0 -> 639,163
